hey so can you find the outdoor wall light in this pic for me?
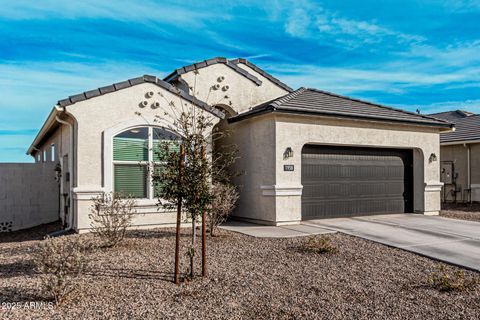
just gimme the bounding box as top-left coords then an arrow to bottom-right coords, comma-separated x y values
284,147 -> 294,159
429,153 -> 438,163
54,163 -> 62,182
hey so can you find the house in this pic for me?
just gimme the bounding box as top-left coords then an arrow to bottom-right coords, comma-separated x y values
428,110 -> 480,203
2,57 -> 454,232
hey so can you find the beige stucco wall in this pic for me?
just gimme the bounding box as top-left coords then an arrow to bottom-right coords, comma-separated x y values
32,122 -> 72,224
65,82 -> 219,231
179,63 -> 289,114
440,143 -> 480,202
218,116 -> 277,224
226,113 -> 443,225
0,162 -> 59,231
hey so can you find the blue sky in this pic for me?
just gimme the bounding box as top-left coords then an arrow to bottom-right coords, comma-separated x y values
1,0 -> 479,162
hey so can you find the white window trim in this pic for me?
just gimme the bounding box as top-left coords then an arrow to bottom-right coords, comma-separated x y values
103,117 -> 175,204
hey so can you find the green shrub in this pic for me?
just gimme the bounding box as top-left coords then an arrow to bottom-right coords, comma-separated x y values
429,265 -> 475,292
32,236 -> 87,304
89,192 -> 136,248
303,235 -> 338,254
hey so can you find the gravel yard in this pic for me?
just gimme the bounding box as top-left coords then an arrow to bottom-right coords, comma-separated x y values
1,224 -> 479,319
441,203 -> 480,222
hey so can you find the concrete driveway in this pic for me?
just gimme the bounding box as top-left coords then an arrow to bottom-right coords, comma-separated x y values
306,214 -> 480,272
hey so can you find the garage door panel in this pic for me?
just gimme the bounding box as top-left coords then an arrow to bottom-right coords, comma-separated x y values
302,163 -> 405,180
302,181 -> 405,198
303,198 -> 406,219
301,145 -> 413,219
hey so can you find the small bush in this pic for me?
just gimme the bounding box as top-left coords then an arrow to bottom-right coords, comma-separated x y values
32,236 -> 87,304
303,235 -> 338,254
89,192 -> 136,247
429,265 -> 475,292
208,183 -> 239,236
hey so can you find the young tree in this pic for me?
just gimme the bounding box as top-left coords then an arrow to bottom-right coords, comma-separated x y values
139,74 -> 238,282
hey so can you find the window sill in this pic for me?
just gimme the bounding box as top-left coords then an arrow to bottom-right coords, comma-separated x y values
134,199 -> 160,207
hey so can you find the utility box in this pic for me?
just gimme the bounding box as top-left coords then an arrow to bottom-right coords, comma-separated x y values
440,162 -> 453,185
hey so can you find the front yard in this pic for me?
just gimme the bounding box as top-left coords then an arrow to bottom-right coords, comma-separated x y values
0,224 -> 479,319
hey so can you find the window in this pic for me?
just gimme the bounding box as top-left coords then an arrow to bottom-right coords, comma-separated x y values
43,150 -> 47,162
112,126 -> 179,199
51,144 -> 56,162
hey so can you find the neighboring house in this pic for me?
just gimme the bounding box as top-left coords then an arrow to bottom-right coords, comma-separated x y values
1,57 -> 453,232
428,110 -> 480,203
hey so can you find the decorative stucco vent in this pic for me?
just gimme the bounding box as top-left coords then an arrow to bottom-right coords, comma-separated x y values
0,221 -> 13,232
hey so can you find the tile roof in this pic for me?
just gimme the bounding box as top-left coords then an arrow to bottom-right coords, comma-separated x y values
229,58 -> 293,92
56,75 -> 224,118
163,57 -> 262,86
429,110 -> 480,143
229,87 -> 453,128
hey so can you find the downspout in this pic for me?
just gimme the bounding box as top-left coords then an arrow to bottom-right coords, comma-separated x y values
54,106 -> 75,232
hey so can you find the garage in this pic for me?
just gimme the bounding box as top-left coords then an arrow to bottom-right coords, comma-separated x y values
301,145 -> 414,219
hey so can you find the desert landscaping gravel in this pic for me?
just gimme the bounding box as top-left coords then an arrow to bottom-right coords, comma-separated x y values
441,203 -> 480,222
1,224 -> 479,319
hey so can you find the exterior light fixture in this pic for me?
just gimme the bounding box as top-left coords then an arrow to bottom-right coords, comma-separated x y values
54,163 -> 62,182
429,153 -> 437,163
284,147 -> 294,159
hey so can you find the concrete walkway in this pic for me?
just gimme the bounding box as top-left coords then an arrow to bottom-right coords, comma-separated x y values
307,214 -> 480,272
220,220 -> 335,238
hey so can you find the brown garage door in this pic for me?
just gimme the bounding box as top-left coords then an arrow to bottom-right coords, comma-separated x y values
301,145 -> 413,219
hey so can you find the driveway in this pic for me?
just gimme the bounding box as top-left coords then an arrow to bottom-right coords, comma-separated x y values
306,214 -> 480,272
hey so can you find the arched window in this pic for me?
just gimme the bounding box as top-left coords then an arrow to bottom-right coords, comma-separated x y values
112,126 -> 179,199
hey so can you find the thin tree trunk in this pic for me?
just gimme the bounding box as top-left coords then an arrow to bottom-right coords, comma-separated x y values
202,209 -> 207,276
174,144 -> 185,285
191,216 -> 196,279
201,145 -> 207,277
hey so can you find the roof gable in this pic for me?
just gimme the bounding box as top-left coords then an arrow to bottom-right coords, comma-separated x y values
164,57 -> 262,86
164,57 -> 293,93
229,58 -> 293,92
56,75 -> 223,118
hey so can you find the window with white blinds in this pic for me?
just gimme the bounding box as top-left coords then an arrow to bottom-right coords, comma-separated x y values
112,126 -> 179,199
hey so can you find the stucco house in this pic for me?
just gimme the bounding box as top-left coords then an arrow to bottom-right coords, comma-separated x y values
14,57 -> 453,232
428,110 -> 480,203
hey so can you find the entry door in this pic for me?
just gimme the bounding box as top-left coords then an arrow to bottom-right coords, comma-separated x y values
301,145 -> 413,219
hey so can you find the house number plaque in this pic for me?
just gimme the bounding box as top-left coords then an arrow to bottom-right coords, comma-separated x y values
284,165 -> 294,171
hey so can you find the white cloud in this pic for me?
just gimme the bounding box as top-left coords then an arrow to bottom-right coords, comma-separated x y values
282,1 -> 424,48
268,62 -> 480,95
400,40 -> 480,68
0,0 -> 228,26
284,8 -> 311,38
445,0 -> 480,11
